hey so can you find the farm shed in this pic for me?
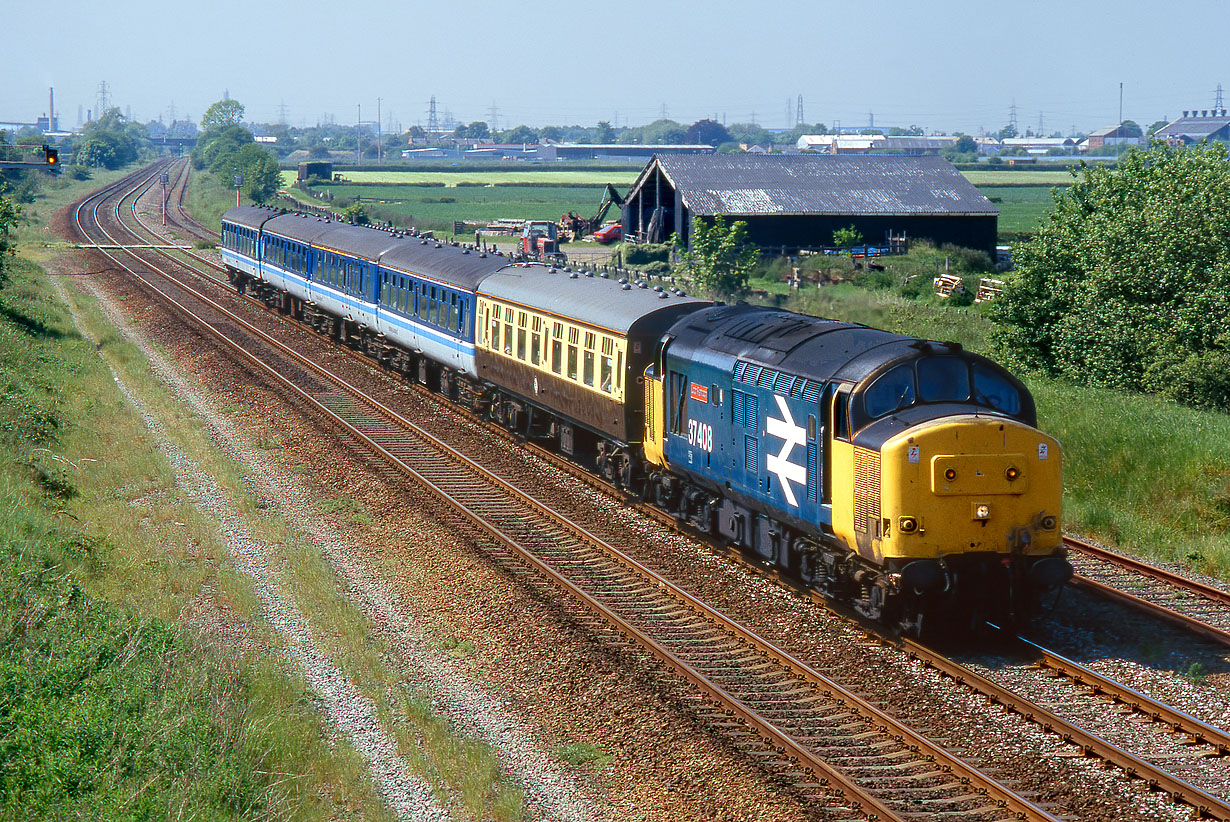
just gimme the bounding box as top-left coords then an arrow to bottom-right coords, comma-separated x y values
621,154 -> 998,255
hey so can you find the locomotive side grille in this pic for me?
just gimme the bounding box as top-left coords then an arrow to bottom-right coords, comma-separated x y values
644,380 -> 655,436
854,448 -> 881,533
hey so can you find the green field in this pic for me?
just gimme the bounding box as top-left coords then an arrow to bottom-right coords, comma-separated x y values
961,170 -> 1077,185
281,169 -> 639,187
978,185 -> 1063,234
279,168 -> 1069,238
286,183 -> 617,234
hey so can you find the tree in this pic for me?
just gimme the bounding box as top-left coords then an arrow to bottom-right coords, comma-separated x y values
992,142 -> 1230,411
684,119 -> 731,146
594,121 -> 614,143
500,125 -> 537,144
953,134 -> 977,154
201,99 -> 245,131
537,125 -> 562,142
673,216 -> 760,298
0,184 -> 21,285
832,224 -> 863,248
997,123 -> 1019,140
192,124 -> 253,171
1147,120 -> 1169,137
1119,119 -> 1143,138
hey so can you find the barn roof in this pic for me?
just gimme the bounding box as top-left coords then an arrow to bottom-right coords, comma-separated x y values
1153,116 -> 1230,141
630,154 -> 997,217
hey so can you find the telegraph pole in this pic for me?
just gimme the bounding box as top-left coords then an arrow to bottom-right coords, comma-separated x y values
377,97 -> 382,163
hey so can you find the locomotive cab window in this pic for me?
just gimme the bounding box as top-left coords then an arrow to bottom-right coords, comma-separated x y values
918,357 -> 970,403
972,363 -> 1022,414
864,363 -> 916,418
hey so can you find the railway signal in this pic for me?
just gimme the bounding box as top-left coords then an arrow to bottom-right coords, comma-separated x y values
43,145 -> 58,165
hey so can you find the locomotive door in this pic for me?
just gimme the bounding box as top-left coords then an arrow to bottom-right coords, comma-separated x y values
825,383 -> 856,550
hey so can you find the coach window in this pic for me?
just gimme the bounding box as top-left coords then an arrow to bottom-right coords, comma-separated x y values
600,338 -> 614,393
516,312 -> 527,360
530,317 -> 542,365
503,313 -> 513,355
489,306 -> 501,351
551,326 -> 563,373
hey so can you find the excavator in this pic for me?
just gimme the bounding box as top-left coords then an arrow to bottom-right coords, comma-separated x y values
558,183 -> 625,241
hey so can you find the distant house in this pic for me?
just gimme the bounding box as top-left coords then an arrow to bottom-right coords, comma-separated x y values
1085,125 -> 1142,149
621,153 -> 998,254
1153,110 -> 1230,145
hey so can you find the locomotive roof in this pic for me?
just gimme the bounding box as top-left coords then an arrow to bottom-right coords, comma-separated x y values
223,206 -> 518,289
478,266 -> 709,336
667,304 -> 952,385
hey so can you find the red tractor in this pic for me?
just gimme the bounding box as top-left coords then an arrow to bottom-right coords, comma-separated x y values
520,221 -> 566,263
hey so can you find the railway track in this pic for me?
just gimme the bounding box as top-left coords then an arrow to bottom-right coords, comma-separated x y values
76,162 -> 1083,822
72,162 -> 1230,820
1066,536 -> 1230,648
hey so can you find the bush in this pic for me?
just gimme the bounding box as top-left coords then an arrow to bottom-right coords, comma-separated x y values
622,242 -> 671,266
993,142 -> 1230,412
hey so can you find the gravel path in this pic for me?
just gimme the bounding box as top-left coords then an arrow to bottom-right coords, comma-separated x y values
55,275 -> 449,822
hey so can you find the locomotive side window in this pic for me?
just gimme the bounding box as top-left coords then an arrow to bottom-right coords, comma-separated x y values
972,363 -> 1022,414
864,363 -> 916,418
917,357 -> 971,403
669,372 -> 689,435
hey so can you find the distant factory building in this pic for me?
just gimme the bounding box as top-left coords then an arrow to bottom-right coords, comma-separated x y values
1153,110 -> 1230,145
622,154 -> 998,255
552,143 -> 715,162
796,134 -> 957,155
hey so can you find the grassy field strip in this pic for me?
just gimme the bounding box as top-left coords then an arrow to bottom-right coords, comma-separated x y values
960,170 -> 1076,185
66,271 -> 533,820
0,252 -> 390,819
55,274 -> 411,820
283,170 -> 641,187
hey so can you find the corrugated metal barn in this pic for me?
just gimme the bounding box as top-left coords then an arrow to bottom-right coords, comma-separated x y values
622,154 -> 998,255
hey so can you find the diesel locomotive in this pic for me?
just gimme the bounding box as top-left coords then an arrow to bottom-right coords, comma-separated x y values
221,205 -> 1070,633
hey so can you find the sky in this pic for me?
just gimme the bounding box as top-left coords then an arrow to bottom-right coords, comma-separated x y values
5,0 -> 1227,136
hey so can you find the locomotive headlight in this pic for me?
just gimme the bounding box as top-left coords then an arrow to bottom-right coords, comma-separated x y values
973,503 -> 991,520
898,516 -> 918,534
944,467 -> 957,481
1041,515 -> 1058,530
1005,466 -> 1020,481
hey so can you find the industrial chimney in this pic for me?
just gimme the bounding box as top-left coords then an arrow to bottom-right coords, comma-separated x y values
48,87 -> 55,132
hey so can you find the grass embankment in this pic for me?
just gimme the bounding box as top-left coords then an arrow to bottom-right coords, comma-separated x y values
779,286 -> 1230,578
0,253 -> 389,820
185,168 -> 244,235
6,167 -> 532,819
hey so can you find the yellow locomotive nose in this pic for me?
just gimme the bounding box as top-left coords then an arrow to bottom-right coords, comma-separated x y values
875,416 -> 1062,561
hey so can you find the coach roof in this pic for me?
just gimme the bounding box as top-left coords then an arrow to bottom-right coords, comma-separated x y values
479,264 -> 709,335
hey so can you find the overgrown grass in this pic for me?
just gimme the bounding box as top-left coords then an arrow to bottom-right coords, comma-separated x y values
0,254 -> 392,820
552,743 -> 614,770
185,169 -> 245,234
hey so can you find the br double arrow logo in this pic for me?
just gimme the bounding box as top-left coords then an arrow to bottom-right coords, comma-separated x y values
766,395 -> 807,507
